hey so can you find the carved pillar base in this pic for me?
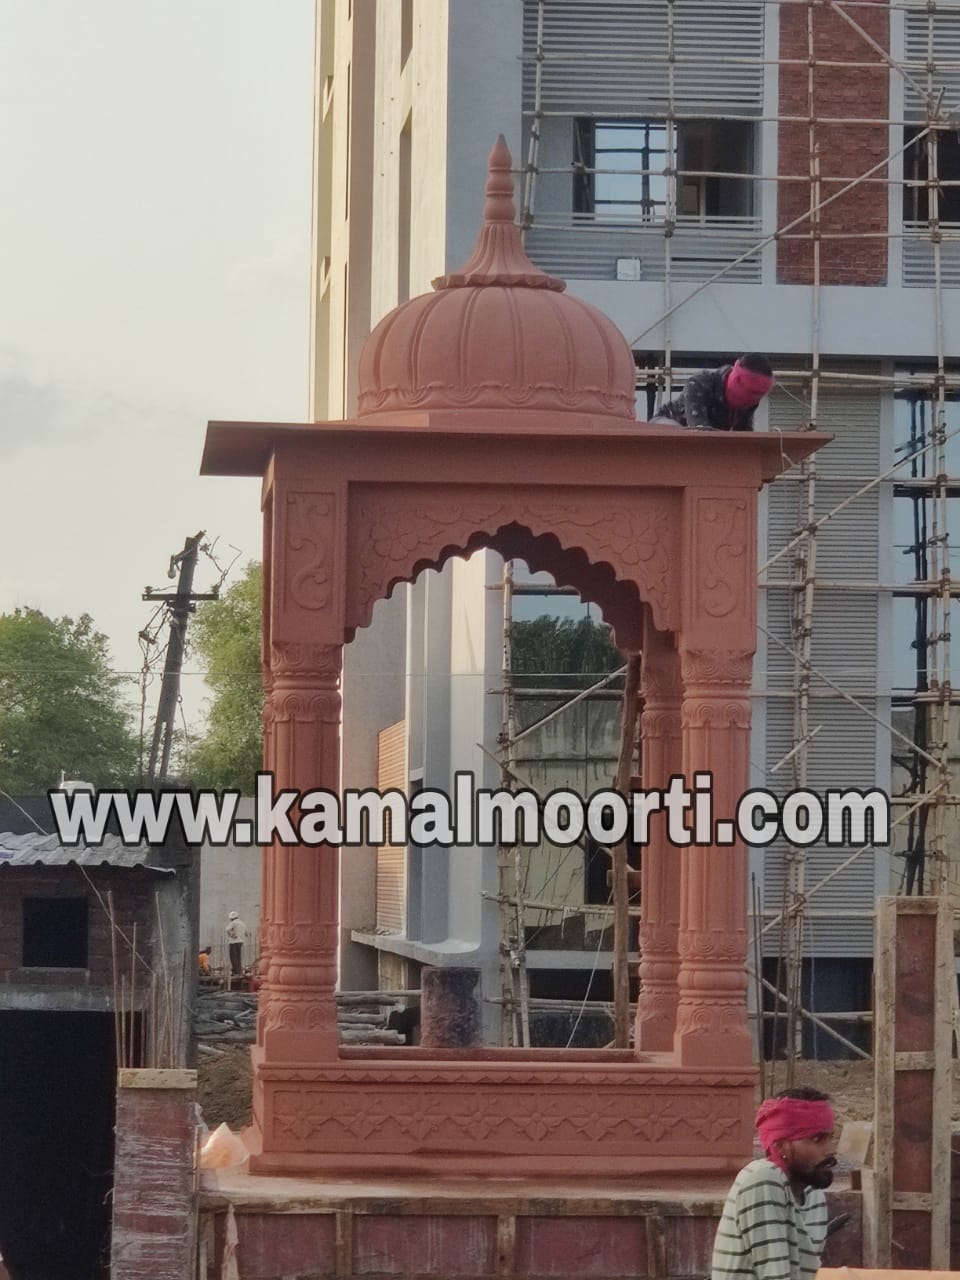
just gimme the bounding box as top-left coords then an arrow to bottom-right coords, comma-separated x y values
635,620 -> 682,1054
674,648 -> 753,1069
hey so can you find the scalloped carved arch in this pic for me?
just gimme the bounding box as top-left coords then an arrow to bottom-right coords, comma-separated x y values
344,487 -> 680,646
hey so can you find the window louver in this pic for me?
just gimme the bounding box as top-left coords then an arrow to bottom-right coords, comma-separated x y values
903,7 -> 960,125
522,0 -> 765,117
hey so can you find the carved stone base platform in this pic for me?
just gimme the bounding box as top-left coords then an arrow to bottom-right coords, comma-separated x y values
248,1047 -> 756,1178
199,1168 -> 863,1280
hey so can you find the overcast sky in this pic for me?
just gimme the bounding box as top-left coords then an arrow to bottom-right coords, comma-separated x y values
0,1 -> 315,730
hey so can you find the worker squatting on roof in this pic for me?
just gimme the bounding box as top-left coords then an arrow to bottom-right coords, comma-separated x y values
712,1089 -> 839,1280
654,353 -> 775,432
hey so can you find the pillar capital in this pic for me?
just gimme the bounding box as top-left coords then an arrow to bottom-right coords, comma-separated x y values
679,646 -> 754,692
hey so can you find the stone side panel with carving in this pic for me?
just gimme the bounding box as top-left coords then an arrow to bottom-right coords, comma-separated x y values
251,1059 -> 754,1175
682,489 -> 755,655
270,483 -> 345,649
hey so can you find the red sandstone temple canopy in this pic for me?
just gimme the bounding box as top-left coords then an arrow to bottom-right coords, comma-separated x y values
202,138 -> 828,1179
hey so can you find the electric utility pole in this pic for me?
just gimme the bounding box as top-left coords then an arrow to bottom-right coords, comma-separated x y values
142,531 -> 218,784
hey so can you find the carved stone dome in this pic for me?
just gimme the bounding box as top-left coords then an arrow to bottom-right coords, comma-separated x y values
356,137 -> 637,421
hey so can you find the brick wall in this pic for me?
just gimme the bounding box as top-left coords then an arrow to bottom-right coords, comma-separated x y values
111,1069 -> 198,1280
0,866 -> 156,990
778,1 -> 890,285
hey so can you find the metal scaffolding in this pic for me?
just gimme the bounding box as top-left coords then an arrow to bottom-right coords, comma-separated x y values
499,0 -> 960,1060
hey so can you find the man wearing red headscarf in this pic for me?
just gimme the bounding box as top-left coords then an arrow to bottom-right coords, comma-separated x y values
655,353 -> 775,431
711,1087 -> 838,1280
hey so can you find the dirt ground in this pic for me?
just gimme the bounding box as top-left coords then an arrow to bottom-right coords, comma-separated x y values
197,1048 -> 916,1135
198,1045 -> 253,1131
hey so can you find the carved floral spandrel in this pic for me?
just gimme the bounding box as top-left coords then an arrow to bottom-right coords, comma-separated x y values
347,492 -> 679,635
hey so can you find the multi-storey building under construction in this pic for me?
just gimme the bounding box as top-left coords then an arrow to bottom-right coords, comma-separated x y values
311,0 -> 960,1050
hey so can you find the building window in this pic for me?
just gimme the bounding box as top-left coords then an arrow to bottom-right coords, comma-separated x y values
903,127 -> 960,225
22,897 -> 89,968
574,118 -> 755,222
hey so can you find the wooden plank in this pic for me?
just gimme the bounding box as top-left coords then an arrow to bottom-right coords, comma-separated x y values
893,1052 -> 936,1070
889,898 -> 940,914
860,1167 -> 878,1269
929,895 -> 953,1269
335,1209 -> 353,1279
117,1067 -> 197,1090
873,896 -> 953,1270
892,1193 -> 934,1210
871,897 -> 897,1268
838,1120 -> 873,1167
496,1215 -> 516,1277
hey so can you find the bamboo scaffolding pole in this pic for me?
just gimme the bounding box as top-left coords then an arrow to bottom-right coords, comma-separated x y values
753,968 -> 872,1060
107,889 -> 122,1071
611,653 -> 641,1048
781,0 -> 822,1074
662,0 -> 676,399
761,419 -> 960,575
519,0 -> 545,233
759,788 -> 945,942
129,921 -> 137,1069
509,0 -> 960,1055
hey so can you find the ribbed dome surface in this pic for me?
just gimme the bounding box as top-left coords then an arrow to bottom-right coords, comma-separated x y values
356,138 -> 636,421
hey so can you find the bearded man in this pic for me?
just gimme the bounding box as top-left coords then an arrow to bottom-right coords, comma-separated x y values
711,1087 -> 838,1280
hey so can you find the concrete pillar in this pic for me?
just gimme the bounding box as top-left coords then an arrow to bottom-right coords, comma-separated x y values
420,967 -> 481,1048
110,1068 -> 198,1280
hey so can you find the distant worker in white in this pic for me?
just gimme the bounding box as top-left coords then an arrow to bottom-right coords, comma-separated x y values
225,910 -> 247,977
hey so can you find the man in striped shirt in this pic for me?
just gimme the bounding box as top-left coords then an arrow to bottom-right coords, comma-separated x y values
712,1088 -> 838,1280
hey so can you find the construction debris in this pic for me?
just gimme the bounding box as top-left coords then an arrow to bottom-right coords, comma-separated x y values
194,989 -> 411,1046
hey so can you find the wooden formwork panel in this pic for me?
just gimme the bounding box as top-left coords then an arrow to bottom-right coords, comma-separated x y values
870,896 -> 953,1269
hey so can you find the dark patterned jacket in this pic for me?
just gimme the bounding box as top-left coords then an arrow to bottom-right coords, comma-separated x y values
656,366 -> 756,432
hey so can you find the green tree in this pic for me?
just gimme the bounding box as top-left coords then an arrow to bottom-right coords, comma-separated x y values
0,608 -> 139,792
187,562 -> 263,791
510,614 -> 621,679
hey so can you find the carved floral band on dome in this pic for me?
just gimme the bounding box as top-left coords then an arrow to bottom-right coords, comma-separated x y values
432,135 -> 566,293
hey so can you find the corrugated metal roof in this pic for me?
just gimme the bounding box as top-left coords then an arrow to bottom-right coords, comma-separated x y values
0,830 -> 173,874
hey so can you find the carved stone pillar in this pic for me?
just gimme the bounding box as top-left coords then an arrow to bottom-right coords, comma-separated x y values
258,641 -> 342,1061
673,484 -> 756,1069
256,476 -> 346,1069
634,619 -> 682,1053
673,647 -> 753,1067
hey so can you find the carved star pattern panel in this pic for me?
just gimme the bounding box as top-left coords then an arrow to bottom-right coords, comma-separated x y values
270,1086 -> 744,1150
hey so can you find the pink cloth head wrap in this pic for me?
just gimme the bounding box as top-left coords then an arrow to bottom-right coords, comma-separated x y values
755,1097 -> 835,1172
725,361 -> 774,410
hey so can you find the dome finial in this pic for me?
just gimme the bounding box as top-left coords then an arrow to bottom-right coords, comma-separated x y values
432,135 -> 565,292
484,136 -> 516,224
